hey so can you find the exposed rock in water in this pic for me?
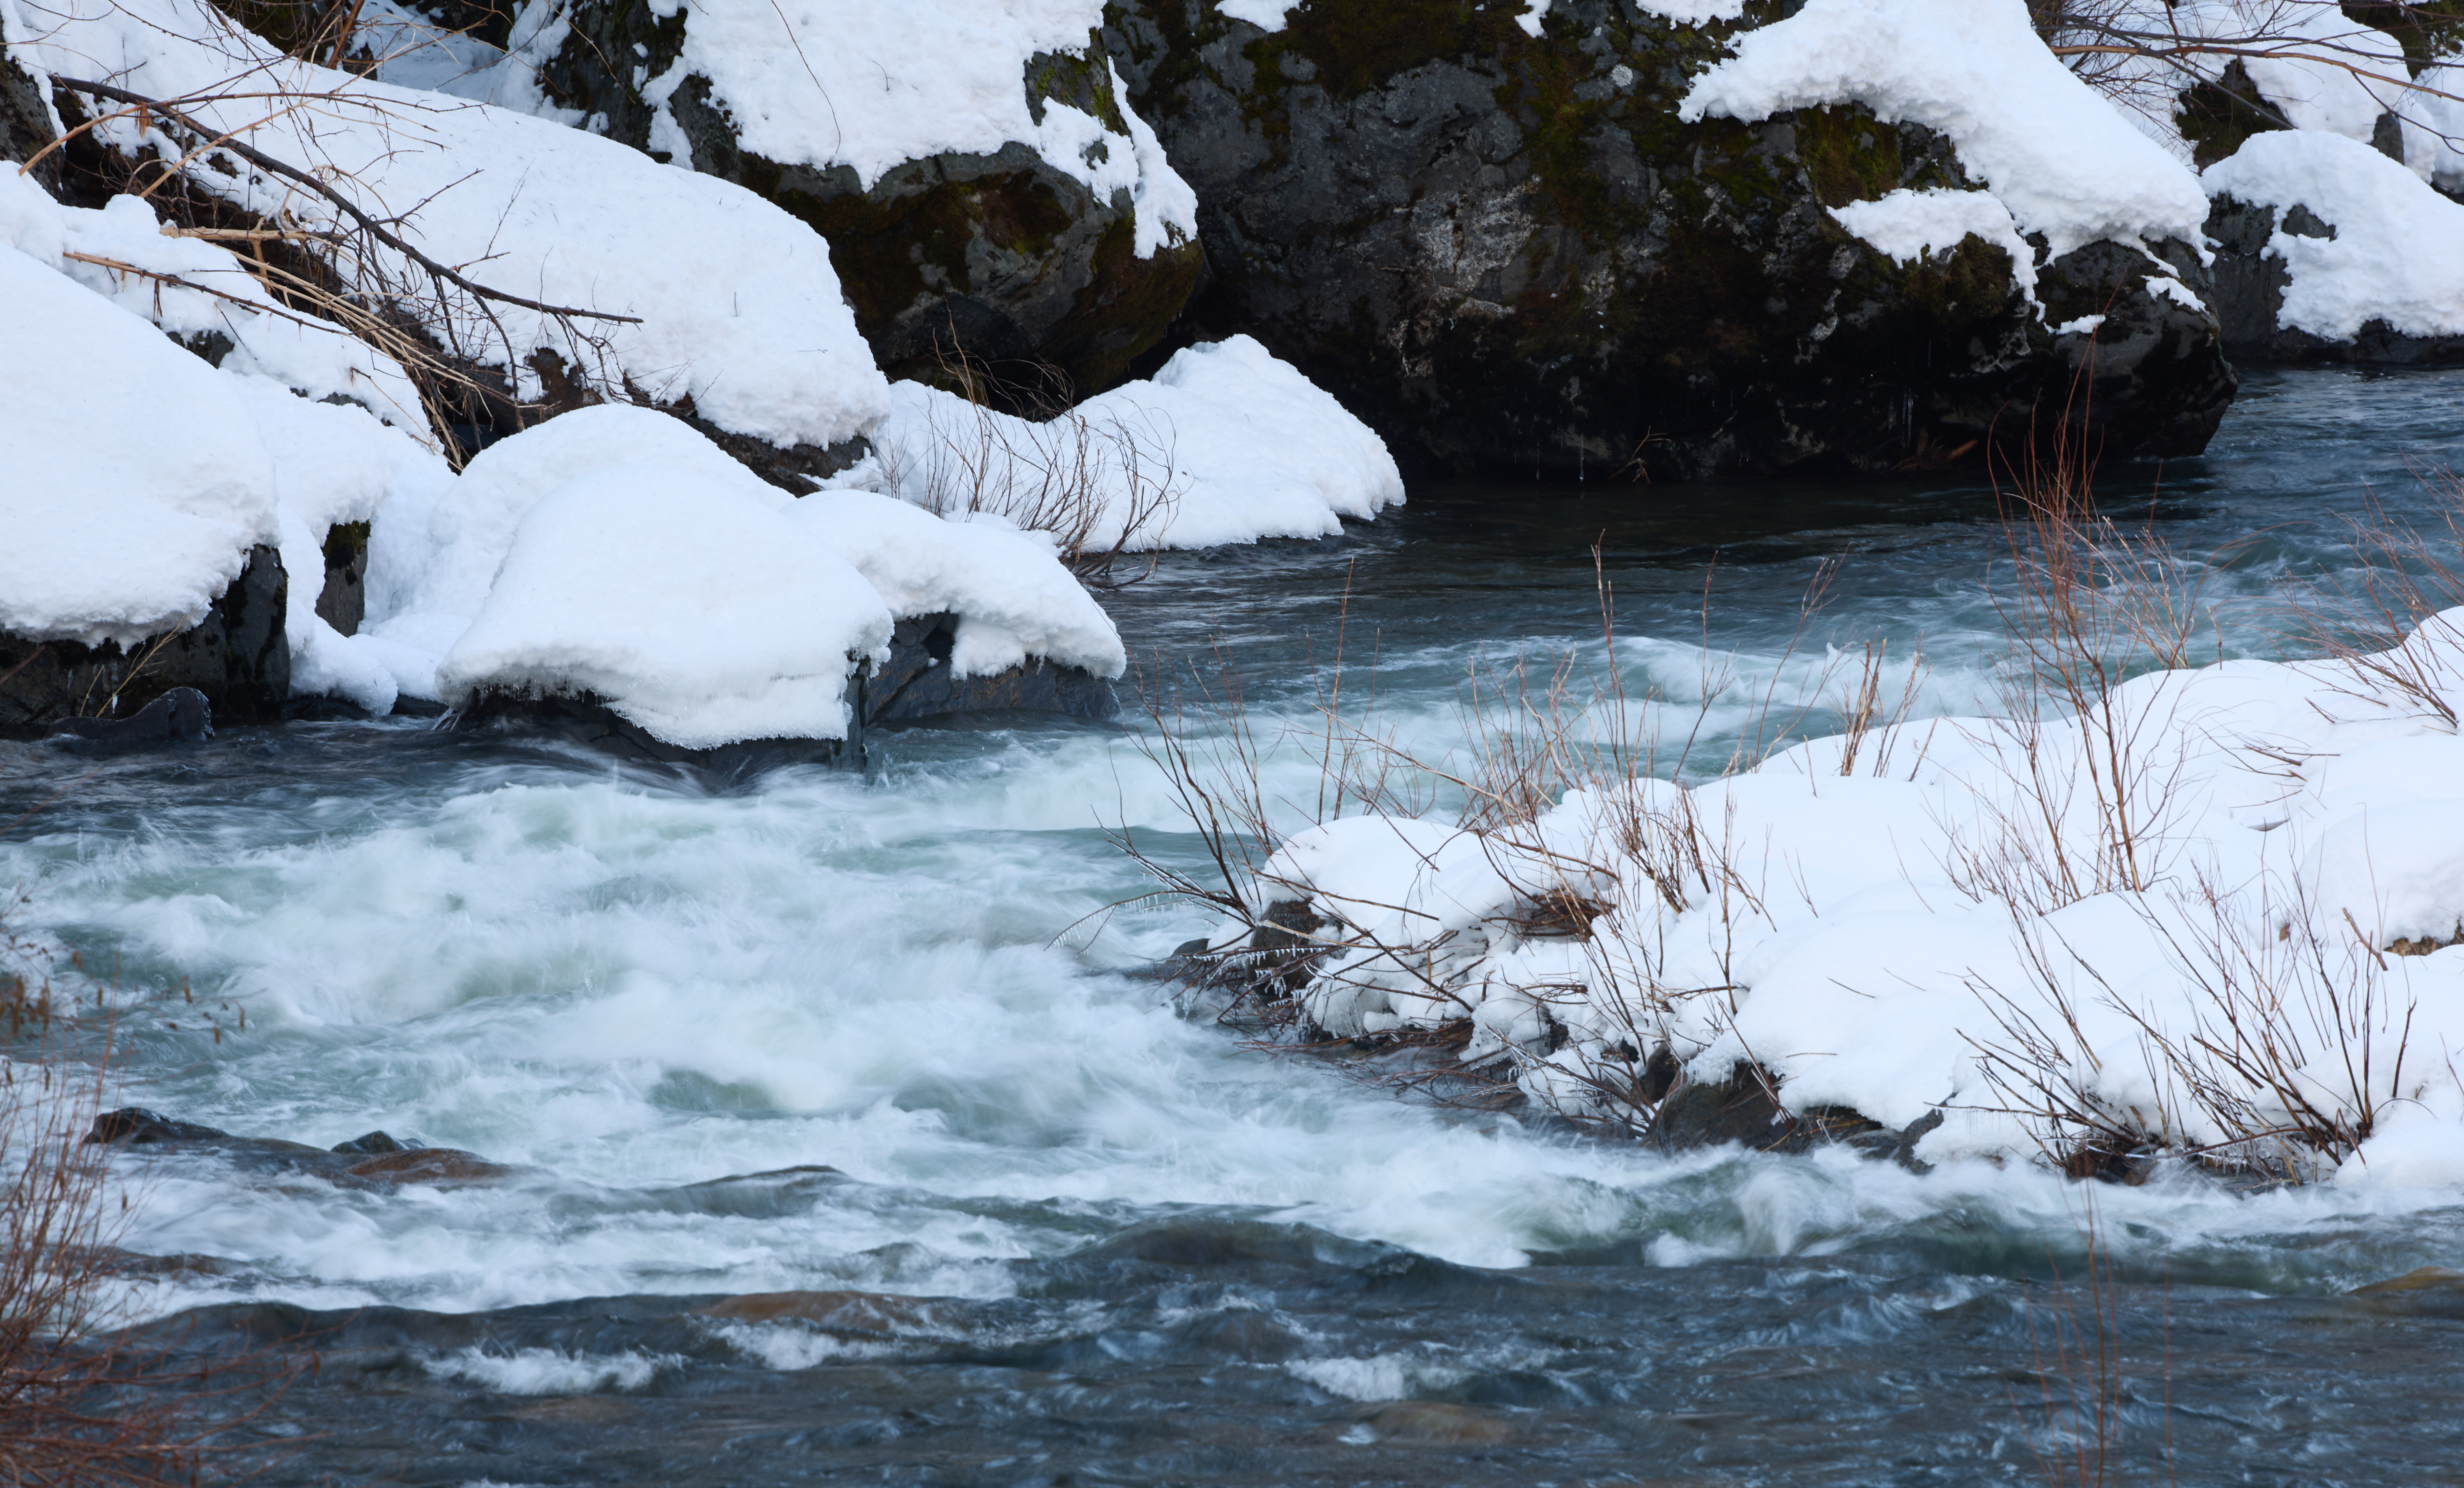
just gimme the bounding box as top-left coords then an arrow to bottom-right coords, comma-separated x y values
1100,0 -> 2234,480
0,545 -> 290,736
455,690 -> 864,777
865,612 -> 1120,725
86,1107 -> 517,1186
537,1 -> 1204,402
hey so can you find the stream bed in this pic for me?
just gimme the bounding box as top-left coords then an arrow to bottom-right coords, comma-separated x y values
7,368 -> 2464,1485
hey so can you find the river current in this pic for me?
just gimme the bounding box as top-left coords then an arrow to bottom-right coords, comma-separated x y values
7,368 -> 2464,1484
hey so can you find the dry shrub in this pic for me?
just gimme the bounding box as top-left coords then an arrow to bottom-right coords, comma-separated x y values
882,343 -> 1182,585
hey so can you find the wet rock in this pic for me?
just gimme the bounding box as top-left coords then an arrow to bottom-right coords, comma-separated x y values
865,612 -> 1119,725
45,687 -> 213,754
1647,1061 -> 1908,1157
0,545 -> 290,736
1101,0 -> 2232,481
87,1107 -> 514,1187
330,1130 -> 414,1155
536,0 -> 1202,402
2207,192 -> 2464,366
455,690 -> 861,778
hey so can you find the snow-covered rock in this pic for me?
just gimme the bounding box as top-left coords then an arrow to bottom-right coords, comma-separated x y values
1103,0 -> 2236,480
5,0 -> 890,465
517,0 -> 1202,394
2204,129 -> 2464,364
1227,619 -> 2464,1186
367,405 -> 1126,750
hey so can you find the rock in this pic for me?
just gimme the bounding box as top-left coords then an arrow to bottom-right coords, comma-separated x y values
865,612 -> 1119,725
1100,0 -> 2233,480
330,1130 -> 413,1155
45,687 -> 213,754
315,521 -> 369,636
1646,1060 -> 1911,1158
455,689 -> 862,777
2349,1266 -> 2464,1320
88,1107 -> 515,1187
534,0 -> 1203,404
0,545 -> 290,736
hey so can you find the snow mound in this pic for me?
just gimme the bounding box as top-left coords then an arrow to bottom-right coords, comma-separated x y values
541,0 -> 1196,257
436,465 -> 892,748
869,336 -> 1404,551
1241,612 -> 2464,1187
2203,129 -> 2464,342
369,405 -> 1124,745
1680,0 -> 2210,258
6,0 -> 890,450
0,230 -> 443,680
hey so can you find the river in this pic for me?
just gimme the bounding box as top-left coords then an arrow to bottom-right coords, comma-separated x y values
5,367 -> 2464,1484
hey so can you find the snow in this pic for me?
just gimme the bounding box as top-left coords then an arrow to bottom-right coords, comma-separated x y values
1827,188 -> 2037,299
1681,0 -> 2211,259
2203,129 -> 2464,341
0,243 -> 280,649
867,336 -> 1404,551
516,0 -> 1197,257
366,405 -> 1124,745
6,0 -> 891,450
1240,612 -> 2464,1188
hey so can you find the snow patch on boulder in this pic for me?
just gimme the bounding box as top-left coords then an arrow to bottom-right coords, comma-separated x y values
2203,129 -> 2464,341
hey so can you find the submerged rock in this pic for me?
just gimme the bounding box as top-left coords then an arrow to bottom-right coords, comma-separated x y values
44,686 -> 213,754
0,545 -> 290,736
1101,0 -> 2234,480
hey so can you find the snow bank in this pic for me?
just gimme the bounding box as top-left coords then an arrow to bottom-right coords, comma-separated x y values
1240,614 -> 2464,1188
1680,0 -> 2210,259
520,0 -> 1196,257
867,336 -> 1404,551
366,405 -> 1124,745
2203,129 -> 2464,341
5,0 -> 889,450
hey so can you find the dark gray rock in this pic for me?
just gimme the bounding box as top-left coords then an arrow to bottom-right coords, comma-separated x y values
866,613 -> 1120,725
46,687 -> 213,754
1100,0 -> 2234,481
455,691 -> 862,779
315,520 -> 368,636
0,545 -> 291,736
535,1 -> 1204,403
2206,192 -> 2464,366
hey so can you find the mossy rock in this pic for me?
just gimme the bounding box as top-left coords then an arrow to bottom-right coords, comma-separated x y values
1101,0 -> 2234,480
537,1 -> 1202,400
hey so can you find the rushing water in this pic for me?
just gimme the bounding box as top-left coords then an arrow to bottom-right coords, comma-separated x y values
8,368 -> 2464,1484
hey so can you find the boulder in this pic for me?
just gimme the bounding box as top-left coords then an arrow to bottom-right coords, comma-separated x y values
532,0 -> 1205,402
1099,0 -> 2235,480
0,546 -> 290,735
